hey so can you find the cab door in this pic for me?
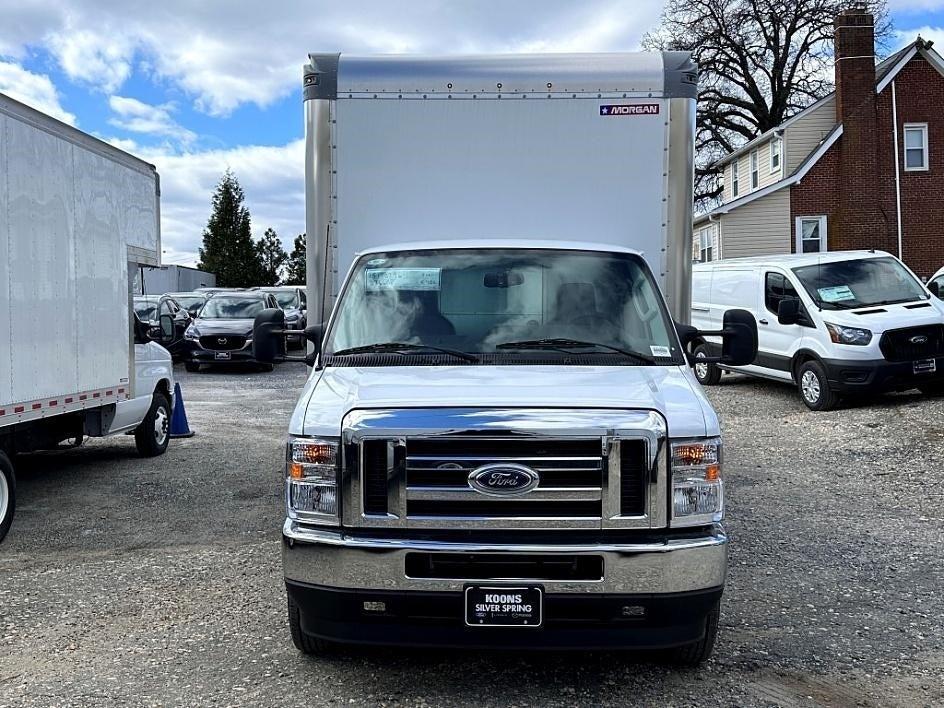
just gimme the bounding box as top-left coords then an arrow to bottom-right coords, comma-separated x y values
752,270 -> 808,381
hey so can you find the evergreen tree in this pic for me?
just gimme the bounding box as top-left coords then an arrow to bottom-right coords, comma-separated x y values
257,227 -> 288,286
284,233 -> 307,285
197,170 -> 263,287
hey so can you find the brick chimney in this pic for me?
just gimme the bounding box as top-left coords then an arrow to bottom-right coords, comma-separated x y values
832,8 -> 889,251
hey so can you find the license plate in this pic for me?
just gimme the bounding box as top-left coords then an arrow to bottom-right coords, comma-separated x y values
214,351 -> 232,361
464,586 -> 543,628
913,358 -> 936,374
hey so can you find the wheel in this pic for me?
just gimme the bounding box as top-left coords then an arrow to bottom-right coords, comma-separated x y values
693,344 -> 722,386
288,595 -> 333,655
797,360 -> 839,411
258,363 -> 275,373
184,361 -> 201,373
0,451 -> 16,543
135,392 -> 171,457
664,603 -> 720,666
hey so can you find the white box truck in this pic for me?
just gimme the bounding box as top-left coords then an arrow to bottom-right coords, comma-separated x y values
253,52 -> 756,663
0,93 -> 176,542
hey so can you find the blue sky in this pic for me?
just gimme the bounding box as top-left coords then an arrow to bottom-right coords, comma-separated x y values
1,0 -> 942,266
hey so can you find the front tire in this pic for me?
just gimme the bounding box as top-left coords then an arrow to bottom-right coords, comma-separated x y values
693,344 -> 722,386
664,603 -> 720,666
797,360 -> 839,411
135,392 -> 171,457
288,595 -> 334,655
0,451 -> 16,543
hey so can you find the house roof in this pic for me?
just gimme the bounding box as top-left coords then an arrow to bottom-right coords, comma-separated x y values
711,38 -> 937,170
695,38 -> 944,226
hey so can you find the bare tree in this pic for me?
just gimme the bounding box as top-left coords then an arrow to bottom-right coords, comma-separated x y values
644,0 -> 890,208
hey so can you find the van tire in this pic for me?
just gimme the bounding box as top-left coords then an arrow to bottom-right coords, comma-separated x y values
0,451 -> 16,543
693,345 -> 722,386
664,603 -> 719,666
288,595 -> 333,655
135,392 -> 171,457
797,360 -> 838,411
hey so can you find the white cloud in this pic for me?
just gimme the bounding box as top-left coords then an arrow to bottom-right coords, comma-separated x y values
0,1 -> 662,115
108,95 -> 196,145
0,60 -> 76,124
45,27 -> 136,93
894,25 -> 944,49
125,140 -> 305,266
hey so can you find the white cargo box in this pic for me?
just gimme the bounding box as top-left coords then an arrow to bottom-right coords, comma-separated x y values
302,52 -> 697,322
0,92 -> 161,419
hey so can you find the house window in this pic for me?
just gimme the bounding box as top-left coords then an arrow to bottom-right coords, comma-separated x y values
750,150 -> 759,189
731,162 -> 740,198
770,137 -> 782,173
903,123 -> 928,171
796,216 -> 827,253
698,228 -> 714,262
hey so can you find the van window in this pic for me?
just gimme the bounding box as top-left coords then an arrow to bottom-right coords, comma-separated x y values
764,273 -> 799,314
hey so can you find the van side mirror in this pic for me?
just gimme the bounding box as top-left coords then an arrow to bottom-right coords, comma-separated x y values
928,281 -> 941,298
253,308 -> 287,363
719,309 -> 757,366
777,298 -> 801,326
159,313 -> 175,340
304,323 -> 325,357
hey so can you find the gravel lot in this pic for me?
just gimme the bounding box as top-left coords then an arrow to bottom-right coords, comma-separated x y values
1,363 -> 942,707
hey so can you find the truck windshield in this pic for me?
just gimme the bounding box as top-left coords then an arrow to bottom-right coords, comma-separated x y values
325,248 -> 680,361
792,257 -> 927,310
200,297 -> 265,319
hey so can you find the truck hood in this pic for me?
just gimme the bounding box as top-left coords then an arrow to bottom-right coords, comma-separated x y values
821,299 -> 944,332
291,365 -> 717,439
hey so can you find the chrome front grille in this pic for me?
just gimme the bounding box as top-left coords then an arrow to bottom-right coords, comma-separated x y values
341,408 -> 667,530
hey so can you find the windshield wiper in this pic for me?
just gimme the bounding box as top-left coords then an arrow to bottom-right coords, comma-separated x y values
332,342 -> 479,362
495,338 -> 658,365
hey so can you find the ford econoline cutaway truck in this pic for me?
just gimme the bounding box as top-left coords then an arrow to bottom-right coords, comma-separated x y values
253,52 -> 756,664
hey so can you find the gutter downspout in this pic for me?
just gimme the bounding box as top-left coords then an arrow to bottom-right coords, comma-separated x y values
891,80 -> 903,260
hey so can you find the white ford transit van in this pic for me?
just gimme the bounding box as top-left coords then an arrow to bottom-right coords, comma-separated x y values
691,251 -> 944,410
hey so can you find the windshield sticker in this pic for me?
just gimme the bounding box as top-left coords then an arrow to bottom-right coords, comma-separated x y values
650,345 -> 672,357
817,285 -> 856,303
367,258 -> 387,266
365,268 -> 442,292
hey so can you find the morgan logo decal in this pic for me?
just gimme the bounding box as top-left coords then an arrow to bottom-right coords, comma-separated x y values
600,103 -> 660,116
468,463 -> 540,497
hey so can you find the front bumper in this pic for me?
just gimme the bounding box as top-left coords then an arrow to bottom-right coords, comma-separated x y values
282,521 -> 726,649
186,341 -> 258,364
822,355 -> 944,393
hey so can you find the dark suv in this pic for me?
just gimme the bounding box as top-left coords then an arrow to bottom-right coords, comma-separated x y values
184,292 -> 279,371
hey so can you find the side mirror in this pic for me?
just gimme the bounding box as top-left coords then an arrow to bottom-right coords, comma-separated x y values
928,281 -> 941,298
253,308 -> 286,363
304,323 -> 325,356
719,309 -> 757,366
777,298 -> 801,326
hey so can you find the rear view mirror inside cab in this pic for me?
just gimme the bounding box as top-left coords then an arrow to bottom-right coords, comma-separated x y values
484,270 -> 525,288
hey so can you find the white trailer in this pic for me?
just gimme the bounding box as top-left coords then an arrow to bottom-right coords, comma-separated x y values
303,52 -> 697,325
0,92 -> 176,542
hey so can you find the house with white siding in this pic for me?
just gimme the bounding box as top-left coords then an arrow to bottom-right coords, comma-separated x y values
692,9 -> 944,280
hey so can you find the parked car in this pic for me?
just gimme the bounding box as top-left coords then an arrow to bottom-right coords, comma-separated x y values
133,295 -> 192,359
692,250 -> 944,410
254,286 -> 306,348
185,291 -> 280,371
166,291 -> 209,318
928,266 -> 944,299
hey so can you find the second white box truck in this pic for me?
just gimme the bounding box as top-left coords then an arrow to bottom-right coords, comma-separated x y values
253,52 -> 757,663
0,93 -> 176,542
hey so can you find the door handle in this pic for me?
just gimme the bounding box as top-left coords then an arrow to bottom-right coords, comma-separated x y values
759,319 -> 769,325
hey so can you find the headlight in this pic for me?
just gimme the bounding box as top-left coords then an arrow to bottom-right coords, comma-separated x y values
670,438 -> 723,527
184,326 -> 200,340
825,323 -> 872,346
286,437 -> 339,525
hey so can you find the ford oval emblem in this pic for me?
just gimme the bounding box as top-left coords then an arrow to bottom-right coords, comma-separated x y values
468,463 -> 539,497
910,335 -> 929,345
